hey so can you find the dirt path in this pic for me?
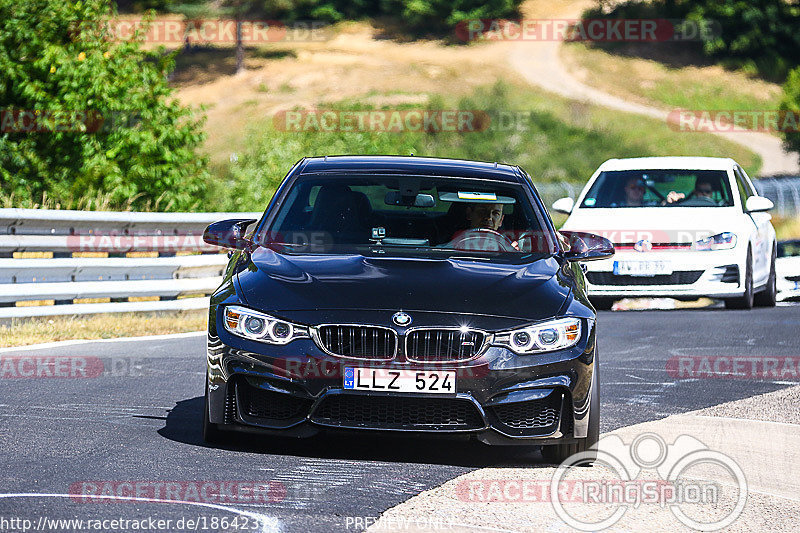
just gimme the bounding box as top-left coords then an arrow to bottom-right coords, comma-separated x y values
507,0 -> 800,176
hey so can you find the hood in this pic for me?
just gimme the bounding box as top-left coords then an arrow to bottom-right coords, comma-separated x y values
235,248 -> 572,326
562,206 -> 741,244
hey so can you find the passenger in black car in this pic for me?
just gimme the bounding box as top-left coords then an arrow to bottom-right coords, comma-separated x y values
307,185 -> 369,243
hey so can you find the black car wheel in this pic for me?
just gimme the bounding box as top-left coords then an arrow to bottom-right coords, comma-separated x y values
203,377 -> 226,444
542,362 -> 599,465
725,248 -> 753,309
754,243 -> 777,307
589,297 -> 614,311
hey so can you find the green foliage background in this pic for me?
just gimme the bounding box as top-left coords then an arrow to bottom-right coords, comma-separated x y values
584,0 -> 800,82
781,67 -> 800,158
132,0 -> 524,33
209,82 -> 759,211
0,0 -> 209,211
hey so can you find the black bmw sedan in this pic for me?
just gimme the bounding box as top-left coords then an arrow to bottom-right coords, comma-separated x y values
202,155 -> 613,463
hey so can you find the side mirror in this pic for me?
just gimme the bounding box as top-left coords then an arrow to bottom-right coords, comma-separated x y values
560,231 -> 615,262
203,218 -> 258,250
551,197 -> 575,215
745,196 -> 773,213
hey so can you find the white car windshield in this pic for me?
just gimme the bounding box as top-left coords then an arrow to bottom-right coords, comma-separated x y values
580,170 -> 735,208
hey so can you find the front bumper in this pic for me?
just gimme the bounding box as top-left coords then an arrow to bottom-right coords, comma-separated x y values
206,319 -> 596,446
584,250 -> 744,299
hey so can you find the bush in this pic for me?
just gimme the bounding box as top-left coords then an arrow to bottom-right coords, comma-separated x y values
0,0 -> 210,211
253,0 -> 522,33
780,67 -> 800,160
583,0 -> 800,81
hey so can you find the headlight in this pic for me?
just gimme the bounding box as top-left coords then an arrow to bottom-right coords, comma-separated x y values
696,232 -> 737,251
223,305 -> 308,345
495,317 -> 582,354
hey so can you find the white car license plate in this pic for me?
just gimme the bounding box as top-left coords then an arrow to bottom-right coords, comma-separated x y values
343,367 -> 456,394
613,260 -> 672,277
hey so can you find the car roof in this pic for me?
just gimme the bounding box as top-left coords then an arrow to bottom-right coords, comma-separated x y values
598,156 -> 736,172
298,155 -> 524,183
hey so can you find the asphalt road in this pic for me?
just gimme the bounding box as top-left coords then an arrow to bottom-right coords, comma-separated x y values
1,305 -> 798,532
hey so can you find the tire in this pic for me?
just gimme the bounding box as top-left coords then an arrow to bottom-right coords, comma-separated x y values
542,363 -> 599,465
725,248 -> 754,310
754,243 -> 777,307
203,378 -> 226,444
589,297 -> 614,311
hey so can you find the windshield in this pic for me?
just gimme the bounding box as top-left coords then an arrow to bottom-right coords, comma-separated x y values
580,170 -> 734,208
258,174 -> 557,259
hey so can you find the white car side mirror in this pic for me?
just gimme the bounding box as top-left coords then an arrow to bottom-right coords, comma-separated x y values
745,196 -> 773,212
552,197 -> 575,214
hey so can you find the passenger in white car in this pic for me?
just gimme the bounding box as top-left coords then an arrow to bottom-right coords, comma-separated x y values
621,177 -> 659,207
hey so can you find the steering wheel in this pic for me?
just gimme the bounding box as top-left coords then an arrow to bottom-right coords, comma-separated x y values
516,230 -> 544,253
448,228 -> 517,252
673,194 -> 719,207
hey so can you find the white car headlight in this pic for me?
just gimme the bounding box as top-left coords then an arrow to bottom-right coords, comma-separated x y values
495,317 -> 582,354
223,305 -> 308,345
696,232 -> 737,251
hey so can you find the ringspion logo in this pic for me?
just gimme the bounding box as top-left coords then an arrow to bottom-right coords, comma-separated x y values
550,433 -> 747,531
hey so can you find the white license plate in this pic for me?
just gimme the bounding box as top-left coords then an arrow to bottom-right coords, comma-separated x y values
613,260 -> 672,277
343,367 -> 456,394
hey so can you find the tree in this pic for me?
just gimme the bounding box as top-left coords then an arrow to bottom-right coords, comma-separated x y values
171,0 -> 286,74
780,67 -> 800,163
0,0 -> 209,211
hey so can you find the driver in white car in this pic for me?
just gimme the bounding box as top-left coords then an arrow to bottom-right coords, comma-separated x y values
666,175 -> 718,204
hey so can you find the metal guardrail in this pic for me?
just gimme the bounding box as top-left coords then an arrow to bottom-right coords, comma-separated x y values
0,208 -> 261,319
753,176 -> 800,217
534,182 -> 581,213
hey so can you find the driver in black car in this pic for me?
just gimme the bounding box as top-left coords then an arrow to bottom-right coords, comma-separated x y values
666,175 -> 718,204
461,202 -> 521,251
465,202 -> 505,231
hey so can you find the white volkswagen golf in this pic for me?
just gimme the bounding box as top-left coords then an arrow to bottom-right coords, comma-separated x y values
554,157 -> 777,310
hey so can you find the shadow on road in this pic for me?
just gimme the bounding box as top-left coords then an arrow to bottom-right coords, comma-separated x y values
158,396 -> 552,469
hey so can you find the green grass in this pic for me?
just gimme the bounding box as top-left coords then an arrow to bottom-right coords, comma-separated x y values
0,311 -> 207,348
563,43 -> 783,116
204,81 -> 760,211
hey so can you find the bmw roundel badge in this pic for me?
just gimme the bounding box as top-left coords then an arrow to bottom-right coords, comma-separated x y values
392,312 -> 412,326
